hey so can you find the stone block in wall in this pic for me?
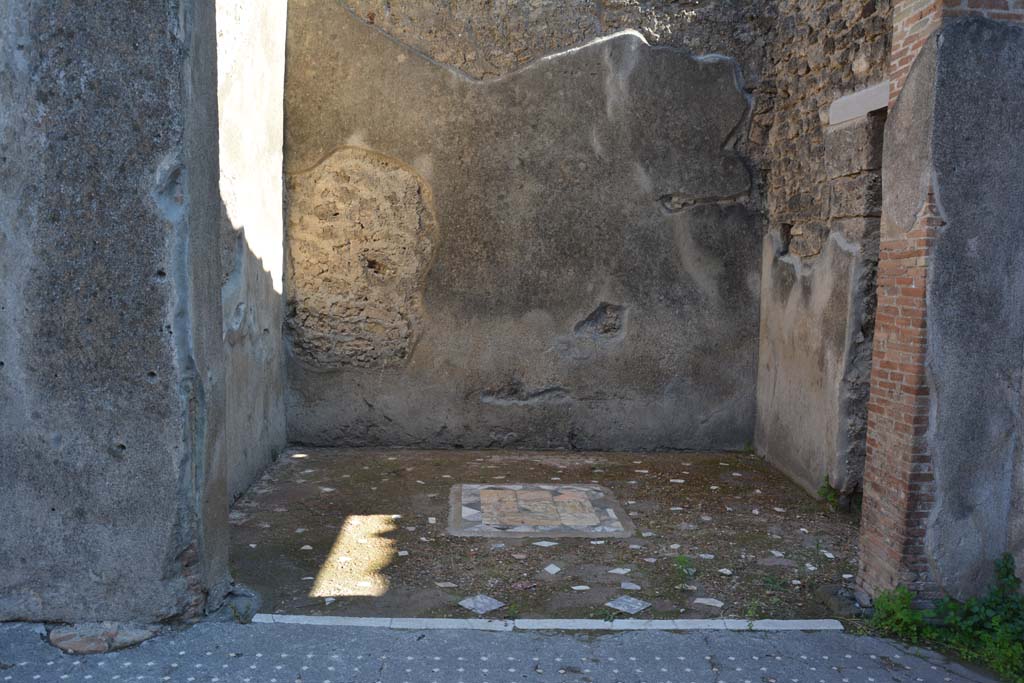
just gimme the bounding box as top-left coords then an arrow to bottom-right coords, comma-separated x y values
830,172 -> 882,217
777,181 -> 829,221
788,221 -> 829,258
831,216 -> 881,245
825,112 -> 885,178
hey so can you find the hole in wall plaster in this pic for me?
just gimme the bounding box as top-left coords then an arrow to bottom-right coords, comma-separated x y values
778,224 -> 793,256
362,256 -> 391,277
230,302 -> 247,331
574,302 -> 627,340
151,158 -> 188,224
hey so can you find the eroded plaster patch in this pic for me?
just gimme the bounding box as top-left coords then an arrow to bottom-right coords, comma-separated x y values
286,147 -> 438,368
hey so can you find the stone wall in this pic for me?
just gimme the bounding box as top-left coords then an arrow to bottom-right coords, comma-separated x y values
343,0 -> 769,80
0,1 -> 228,621
2,0 -> 1018,625
755,0 -> 891,498
284,0 -> 762,450
281,0 -> 897,486
764,0 -> 891,256
217,1 -> 289,500
339,0 -> 777,219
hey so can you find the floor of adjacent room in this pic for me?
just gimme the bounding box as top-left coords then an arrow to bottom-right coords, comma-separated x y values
230,449 -> 860,620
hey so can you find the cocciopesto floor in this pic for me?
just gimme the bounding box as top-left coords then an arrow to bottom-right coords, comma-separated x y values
230,448 -> 862,620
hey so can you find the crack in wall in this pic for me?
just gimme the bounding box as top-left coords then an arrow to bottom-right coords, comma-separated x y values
479,381 -> 574,406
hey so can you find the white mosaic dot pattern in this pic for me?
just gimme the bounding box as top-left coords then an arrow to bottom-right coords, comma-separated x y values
0,621 -> 996,683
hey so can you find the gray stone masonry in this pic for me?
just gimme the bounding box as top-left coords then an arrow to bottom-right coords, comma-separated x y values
0,1 -> 229,622
284,1 -> 761,451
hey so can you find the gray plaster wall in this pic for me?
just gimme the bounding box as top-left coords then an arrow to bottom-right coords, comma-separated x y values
755,229 -> 877,498
0,1 -> 229,621
909,17 -> 1024,595
755,112 -> 883,499
217,1 -> 288,500
283,1 -> 762,450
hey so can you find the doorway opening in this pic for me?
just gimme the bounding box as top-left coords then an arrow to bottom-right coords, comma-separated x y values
229,449 -> 859,620
217,1 -> 877,624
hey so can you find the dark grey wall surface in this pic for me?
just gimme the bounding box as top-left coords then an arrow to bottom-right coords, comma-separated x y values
921,17 -> 1024,594
0,1 -> 229,621
284,0 -> 762,450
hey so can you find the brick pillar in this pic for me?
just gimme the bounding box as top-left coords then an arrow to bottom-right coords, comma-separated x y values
858,189 -> 943,601
859,2 -> 1024,601
889,0 -> 942,103
891,0 -> 1024,103
858,0 -> 944,601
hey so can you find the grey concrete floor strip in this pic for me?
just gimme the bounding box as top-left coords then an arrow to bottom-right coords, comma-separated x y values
253,613 -> 845,631
0,621 -> 998,683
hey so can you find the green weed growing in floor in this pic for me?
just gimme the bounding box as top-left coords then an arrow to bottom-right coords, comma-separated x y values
674,554 -> 696,581
871,554 -> 1024,683
744,600 -> 765,626
761,575 -> 787,592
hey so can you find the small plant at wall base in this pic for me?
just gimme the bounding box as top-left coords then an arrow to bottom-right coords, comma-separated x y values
871,554 -> 1024,682
817,478 -> 840,510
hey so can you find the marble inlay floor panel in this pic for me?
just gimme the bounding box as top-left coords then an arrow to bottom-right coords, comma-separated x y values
449,484 -> 634,537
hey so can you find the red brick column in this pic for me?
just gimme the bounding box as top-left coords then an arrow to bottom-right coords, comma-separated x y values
858,0 -> 1024,602
891,0 -> 1024,103
889,0 -> 942,103
858,189 -> 943,600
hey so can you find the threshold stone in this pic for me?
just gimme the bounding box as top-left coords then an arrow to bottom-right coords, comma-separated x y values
49,622 -> 159,655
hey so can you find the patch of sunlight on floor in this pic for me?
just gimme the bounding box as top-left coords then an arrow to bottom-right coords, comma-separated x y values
311,514 -> 398,598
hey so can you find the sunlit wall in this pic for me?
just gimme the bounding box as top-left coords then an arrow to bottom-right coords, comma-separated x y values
217,0 -> 289,499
